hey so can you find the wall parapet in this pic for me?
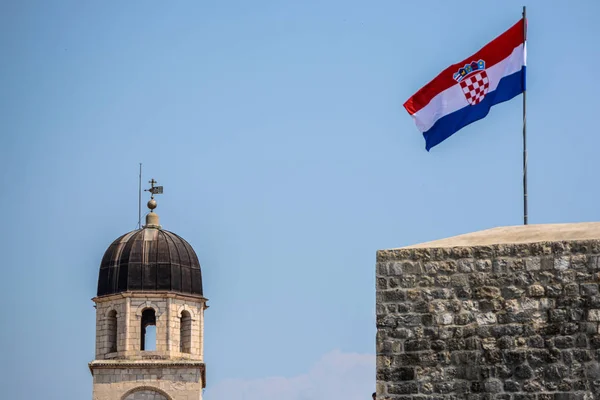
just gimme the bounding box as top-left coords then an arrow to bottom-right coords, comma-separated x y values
376,238 -> 600,399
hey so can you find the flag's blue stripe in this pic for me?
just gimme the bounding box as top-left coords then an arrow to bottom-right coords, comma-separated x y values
423,66 -> 526,151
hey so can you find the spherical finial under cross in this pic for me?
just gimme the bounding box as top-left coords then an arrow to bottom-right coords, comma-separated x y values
147,198 -> 157,211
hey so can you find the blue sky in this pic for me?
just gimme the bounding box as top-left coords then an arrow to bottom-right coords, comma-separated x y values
1,1 -> 599,399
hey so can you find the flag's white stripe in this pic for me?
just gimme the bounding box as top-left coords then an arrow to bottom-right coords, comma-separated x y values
411,43 -> 526,133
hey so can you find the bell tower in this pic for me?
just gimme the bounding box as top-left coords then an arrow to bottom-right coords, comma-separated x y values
90,180 -> 207,400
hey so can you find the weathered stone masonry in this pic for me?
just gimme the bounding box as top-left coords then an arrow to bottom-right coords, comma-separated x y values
376,238 -> 600,400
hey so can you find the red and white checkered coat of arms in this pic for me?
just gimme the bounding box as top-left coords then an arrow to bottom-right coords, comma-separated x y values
460,71 -> 489,105
453,59 -> 489,106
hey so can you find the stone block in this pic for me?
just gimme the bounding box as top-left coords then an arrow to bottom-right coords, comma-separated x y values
528,284 -> 545,297
525,257 -> 541,271
555,256 -> 570,271
588,309 -> 600,321
581,284 -> 599,296
475,312 -> 496,325
473,286 -> 501,299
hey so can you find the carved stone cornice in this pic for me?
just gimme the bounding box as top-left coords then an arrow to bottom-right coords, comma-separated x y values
92,291 -> 208,304
89,360 -> 206,388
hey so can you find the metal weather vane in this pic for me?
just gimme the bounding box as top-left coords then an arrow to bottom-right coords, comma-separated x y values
145,179 -> 163,199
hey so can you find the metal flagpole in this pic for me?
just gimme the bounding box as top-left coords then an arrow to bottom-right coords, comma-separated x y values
522,6 -> 528,225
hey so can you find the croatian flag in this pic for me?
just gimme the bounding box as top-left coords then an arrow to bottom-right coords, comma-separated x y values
404,18 -> 526,151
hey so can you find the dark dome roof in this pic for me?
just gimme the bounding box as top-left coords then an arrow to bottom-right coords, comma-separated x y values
97,224 -> 203,297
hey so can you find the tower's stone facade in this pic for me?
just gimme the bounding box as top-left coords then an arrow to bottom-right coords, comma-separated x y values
90,293 -> 206,400
90,195 -> 207,400
376,222 -> 600,400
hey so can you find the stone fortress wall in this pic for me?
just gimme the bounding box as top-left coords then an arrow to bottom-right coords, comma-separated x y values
376,223 -> 600,400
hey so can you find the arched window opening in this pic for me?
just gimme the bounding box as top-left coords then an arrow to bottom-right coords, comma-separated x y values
107,310 -> 118,353
180,310 -> 192,353
141,308 -> 156,351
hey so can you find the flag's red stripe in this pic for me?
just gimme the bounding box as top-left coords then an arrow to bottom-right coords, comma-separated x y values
404,18 -> 525,115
